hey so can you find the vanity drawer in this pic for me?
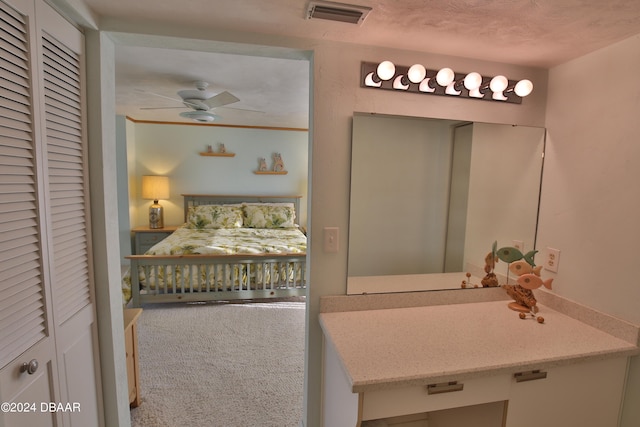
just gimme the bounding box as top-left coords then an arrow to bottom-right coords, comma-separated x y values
361,374 -> 511,421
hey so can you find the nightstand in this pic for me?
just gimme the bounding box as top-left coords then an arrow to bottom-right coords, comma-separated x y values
132,225 -> 178,254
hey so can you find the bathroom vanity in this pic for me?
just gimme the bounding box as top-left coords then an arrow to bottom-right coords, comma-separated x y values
320,297 -> 639,427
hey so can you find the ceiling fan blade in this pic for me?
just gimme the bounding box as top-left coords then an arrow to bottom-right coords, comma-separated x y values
137,89 -> 183,104
140,106 -> 188,110
219,106 -> 266,113
203,91 -> 240,109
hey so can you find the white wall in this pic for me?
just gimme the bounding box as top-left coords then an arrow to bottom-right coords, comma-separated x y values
124,121 -> 309,227
540,34 -> 640,426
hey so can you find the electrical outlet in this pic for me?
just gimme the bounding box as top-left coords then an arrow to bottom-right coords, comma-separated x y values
323,227 -> 339,253
544,247 -> 560,273
512,240 -> 524,252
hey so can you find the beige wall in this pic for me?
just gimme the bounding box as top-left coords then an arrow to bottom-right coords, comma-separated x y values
122,121 -> 309,228
305,42 -> 547,426
541,34 -> 640,426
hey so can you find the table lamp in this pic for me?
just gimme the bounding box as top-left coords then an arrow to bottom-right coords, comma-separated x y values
141,175 -> 169,229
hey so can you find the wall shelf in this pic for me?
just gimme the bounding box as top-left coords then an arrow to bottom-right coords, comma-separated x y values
254,171 -> 288,175
199,152 -> 235,157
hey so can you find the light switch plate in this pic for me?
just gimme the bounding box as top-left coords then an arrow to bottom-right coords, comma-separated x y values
323,227 -> 339,253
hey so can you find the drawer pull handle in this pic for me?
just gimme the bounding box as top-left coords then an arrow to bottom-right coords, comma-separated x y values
514,370 -> 547,382
427,381 -> 464,395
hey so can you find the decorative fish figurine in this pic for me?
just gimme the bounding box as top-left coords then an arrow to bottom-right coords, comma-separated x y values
496,246 -> 538,266
523,250 -> 538,267
517,273 -> 553,290
496,246 -> 523,263
509,260 -> 543,277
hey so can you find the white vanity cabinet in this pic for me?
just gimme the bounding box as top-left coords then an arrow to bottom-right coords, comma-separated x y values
319,301 -> 638,427
505,357 -> 628,427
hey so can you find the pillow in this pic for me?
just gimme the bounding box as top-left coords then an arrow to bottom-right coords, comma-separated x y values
242,203 -> 296,228
186,204 -> 243,229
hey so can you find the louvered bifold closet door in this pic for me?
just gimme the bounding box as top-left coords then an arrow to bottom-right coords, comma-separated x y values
36,3 -> 102,423
42,31 -> 91,323
0,0 -> 48,370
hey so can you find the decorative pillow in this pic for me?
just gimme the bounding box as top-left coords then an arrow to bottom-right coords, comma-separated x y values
242,203 -> 295,228
186,204 -> 243,229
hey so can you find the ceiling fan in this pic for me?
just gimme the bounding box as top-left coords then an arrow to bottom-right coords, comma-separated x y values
141,81 -> 241,122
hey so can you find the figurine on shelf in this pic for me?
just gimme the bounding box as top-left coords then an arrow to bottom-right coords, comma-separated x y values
480,247 -> 500,287
272,153 -> 285,172
461,272 -> 480,288
218,143 -> 226,153
206,144 -> 213,153
491,241 -> 552,323
258,157 -> 268,172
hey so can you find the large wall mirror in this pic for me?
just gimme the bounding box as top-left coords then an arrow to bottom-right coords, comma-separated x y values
347,113 -> 546,294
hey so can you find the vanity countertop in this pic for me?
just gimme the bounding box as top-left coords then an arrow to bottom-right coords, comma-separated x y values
319,300 -> 639,393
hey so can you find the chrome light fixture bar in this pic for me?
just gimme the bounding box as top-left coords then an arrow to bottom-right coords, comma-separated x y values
361,61 -> 533,104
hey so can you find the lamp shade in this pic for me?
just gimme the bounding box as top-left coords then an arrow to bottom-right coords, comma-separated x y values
141,175 -> 169,201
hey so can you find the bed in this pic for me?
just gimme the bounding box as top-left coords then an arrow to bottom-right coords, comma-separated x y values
123,195 -> 307,307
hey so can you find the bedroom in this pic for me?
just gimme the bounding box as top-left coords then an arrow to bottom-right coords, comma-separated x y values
112,45 -> 310,423
113,40 -> 311,300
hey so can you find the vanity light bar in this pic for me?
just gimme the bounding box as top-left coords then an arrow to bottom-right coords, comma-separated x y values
361,61 -> 533,104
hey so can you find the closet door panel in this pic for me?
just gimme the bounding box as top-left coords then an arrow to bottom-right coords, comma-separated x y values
35,1 -> 102,425
0,0 -> 101,425
0,339 -> 57,427
0,2 -> 59,423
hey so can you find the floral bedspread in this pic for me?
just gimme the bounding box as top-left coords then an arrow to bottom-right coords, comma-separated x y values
146,225 -> 307,255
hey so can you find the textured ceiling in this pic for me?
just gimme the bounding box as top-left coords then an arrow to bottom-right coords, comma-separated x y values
80,0 -> 640,127
114,47 -> 310,129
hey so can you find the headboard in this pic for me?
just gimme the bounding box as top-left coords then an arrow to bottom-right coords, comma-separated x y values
182,194 -> 302,224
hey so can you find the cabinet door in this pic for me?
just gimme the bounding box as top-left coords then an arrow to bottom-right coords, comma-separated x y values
506,357 -> 628,427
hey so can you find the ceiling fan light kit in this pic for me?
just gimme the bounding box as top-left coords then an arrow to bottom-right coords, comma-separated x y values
179,111 -> 217,123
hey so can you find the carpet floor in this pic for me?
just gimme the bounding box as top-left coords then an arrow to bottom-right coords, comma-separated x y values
130,298 -> 306,427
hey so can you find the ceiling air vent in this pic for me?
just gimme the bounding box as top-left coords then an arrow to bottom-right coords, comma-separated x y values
306,1 -> 372,25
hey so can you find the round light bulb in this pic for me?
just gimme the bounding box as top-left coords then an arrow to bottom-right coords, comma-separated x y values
407,64 -> 426,84
376,61 -> 396,81
463,72 -> 482,91
514,79 -> 533,97
489,75 -> 508,93
435,68 -> 455,87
